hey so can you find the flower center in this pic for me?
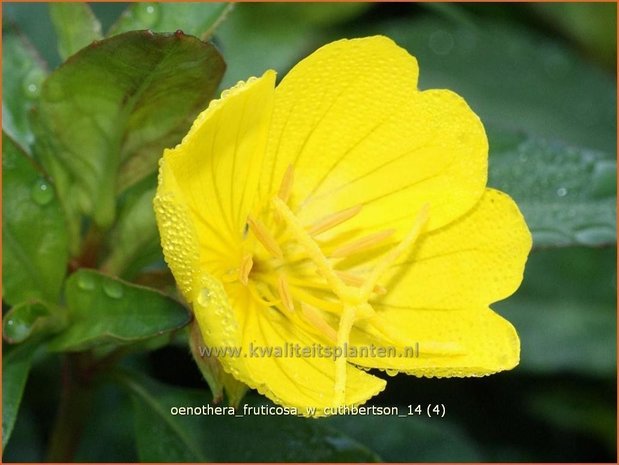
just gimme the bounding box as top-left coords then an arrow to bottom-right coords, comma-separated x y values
237,165 -> 429,405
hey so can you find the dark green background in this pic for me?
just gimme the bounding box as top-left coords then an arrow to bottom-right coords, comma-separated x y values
3,2 -> 617,462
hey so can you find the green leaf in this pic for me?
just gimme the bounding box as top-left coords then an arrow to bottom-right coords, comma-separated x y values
73,384 -> 137,461
100,175 -> 161,278
109,2 -> 233,40
2,26 -> 47,152
495,247 -> 616,376
114,371 -> 207,462
488,130 -> 616,247
368,17 -> 616,153
324,414 -> 482,461
49,3 -> 102,60
2,300 -> 65,344
114,372 -> 379,462
2,342 -> 38,449
48,269 -> 191,352
33,30 -> 224,228
2,133 -> 68,306
206,402 -> 381,462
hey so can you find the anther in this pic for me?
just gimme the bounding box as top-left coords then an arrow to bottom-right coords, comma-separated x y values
335,271 -> 387,295
272,197 -> 353,302
330,229 -> 396,258
239,253 -> 253,286
360,204 -> 429,300
247,215 -> 283,258
278,275 -> 295,312
307,204 -> 363,236
278,164 -> 295,203
301,303 -> 337,342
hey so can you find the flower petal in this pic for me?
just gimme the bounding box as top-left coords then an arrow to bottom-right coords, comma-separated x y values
371,188 -> 532,310
157,70 -> 276,276
192,273 -> 386,415
261,36 -> 487,236
153,157 -> 201,300
350,306 -> 519,376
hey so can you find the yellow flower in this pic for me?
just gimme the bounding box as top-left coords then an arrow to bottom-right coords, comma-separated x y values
154,36 -> 531,416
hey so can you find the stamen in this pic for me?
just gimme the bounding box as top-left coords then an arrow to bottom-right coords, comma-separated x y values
272,197 -> 358,304
300,303 -> 337,342
360,204 -> 429,301
330,229 -> 396,258
277,275 -> 295,312
335,271 -> 387,295
239,253 -> 253,286
247,215 -> 283,258
255,273 -> 342,313
288,286 -> 342,313
307,204 -> 363,236
334,305 -> 357,405
278,164 -> 295,203
248,282 -> 281,306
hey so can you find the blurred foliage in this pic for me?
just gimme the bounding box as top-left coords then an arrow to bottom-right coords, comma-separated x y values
2,2 -> 616,463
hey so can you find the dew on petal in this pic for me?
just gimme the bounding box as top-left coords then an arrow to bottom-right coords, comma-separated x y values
197,288 -> 211,307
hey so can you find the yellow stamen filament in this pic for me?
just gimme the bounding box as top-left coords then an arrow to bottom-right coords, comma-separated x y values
248,282 -> 281,306
277,275 -> 295,312
287,286 -> 342,313
360,204 -> 429,300
256,273 -> 342,313
272,197 -> 357,303
330,229 -> 396,258
278,164 -> 295,203
239,253 -> 253,286
307,204 -> 363,236
247,215 -> 283,258
301,303 -> 337,342
334,305 -> 357,405
335,270 -> 387,295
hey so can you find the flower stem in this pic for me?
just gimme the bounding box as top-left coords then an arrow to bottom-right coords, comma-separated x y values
46,354 -> 95,462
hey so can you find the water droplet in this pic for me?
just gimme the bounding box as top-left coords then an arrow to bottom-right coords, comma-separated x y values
197,289 -> 211,307
103,280 -> 124,299
4,318 -> 30,343
574,226 -> 615,246
385,369 -> 399,377
22,68 -> 46,99
428,30 -> 454,56
135,3 -> 160,27
31,178 -> 54,205
77,273 -> 96,291
556,187 -> 568,197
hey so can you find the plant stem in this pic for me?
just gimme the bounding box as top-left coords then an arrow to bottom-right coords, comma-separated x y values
46,354 -> 95,462
69,225 -> 105,272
